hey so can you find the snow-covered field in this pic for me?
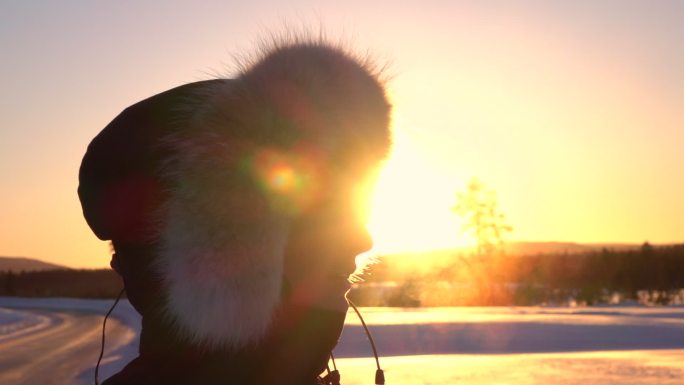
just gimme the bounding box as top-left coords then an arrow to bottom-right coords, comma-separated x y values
1,297 -> 683,384
336,307 -> 684,384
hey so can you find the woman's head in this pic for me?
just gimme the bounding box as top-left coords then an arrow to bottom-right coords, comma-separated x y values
80,38 -> 391,355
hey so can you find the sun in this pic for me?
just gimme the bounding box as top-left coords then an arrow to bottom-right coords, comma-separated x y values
364,125 -> 475,255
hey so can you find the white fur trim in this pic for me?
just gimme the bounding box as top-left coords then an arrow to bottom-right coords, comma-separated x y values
156,125 -> 290,350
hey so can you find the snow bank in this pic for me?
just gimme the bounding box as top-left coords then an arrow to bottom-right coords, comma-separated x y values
336,306 -> 684,357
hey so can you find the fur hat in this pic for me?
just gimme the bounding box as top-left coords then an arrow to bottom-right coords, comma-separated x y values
79,39 -> 391,350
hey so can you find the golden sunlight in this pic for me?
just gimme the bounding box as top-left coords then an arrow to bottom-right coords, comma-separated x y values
365,124 -> 475,254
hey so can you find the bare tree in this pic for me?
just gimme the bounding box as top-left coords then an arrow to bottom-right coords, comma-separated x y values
453,178 -> 512,257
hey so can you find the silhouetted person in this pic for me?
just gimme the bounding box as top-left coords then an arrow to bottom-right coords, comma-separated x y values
78,39 -> 391,385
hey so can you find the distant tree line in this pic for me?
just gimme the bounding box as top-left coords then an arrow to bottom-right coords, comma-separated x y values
0,269 -> 123,298
351,243 -> 684,306
503,242 -> 684,305
3,244 -> 683,305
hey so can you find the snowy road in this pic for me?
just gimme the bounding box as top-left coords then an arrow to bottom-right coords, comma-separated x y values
0,299 -> 138,385
0,308 -> 130,385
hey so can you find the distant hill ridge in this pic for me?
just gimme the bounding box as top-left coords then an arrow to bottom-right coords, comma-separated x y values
0,257 -> 69,272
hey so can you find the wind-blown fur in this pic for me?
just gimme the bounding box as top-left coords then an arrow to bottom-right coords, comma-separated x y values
154,38 -> 391,349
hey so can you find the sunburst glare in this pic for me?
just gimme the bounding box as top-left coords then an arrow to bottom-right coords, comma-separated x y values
366,122 -> 475,255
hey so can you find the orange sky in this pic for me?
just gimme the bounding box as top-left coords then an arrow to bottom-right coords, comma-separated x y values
1,1 -> 682,268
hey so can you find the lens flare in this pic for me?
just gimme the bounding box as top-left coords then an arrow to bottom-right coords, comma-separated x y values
250,148 -> 320,215
267,163 -> 297,193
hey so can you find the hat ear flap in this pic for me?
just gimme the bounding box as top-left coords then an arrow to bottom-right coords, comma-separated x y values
155,126 -> 290,349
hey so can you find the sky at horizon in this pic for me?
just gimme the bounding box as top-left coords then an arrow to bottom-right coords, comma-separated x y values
1,1 -> 682,268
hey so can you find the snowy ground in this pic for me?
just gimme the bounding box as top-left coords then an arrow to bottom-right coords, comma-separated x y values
1,298 -> 683,384
336,307 -> 684,384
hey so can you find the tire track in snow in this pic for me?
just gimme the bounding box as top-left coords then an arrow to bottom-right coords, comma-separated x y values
0,309 -> 131,385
